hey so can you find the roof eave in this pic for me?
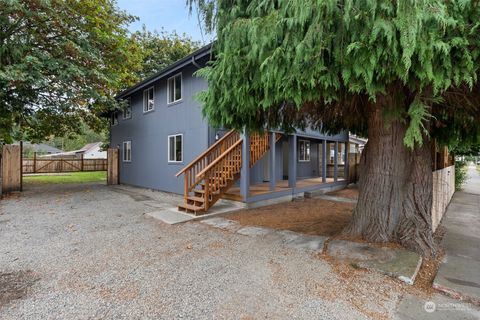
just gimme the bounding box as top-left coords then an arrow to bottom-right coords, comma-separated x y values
116,43 -> 212,100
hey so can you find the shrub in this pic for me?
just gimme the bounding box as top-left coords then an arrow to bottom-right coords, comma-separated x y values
455,160 -> 468,191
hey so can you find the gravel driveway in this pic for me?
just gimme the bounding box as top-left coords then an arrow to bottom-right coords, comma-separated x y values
0,182 -> 477,319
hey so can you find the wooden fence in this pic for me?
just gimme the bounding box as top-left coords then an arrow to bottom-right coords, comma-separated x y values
431,165 -> 455,232
23,157 -> 107,174
1,144 -> 22,194
107,148 -> 119,185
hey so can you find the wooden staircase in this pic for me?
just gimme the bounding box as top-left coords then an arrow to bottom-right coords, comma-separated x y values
175,130 -> 281,214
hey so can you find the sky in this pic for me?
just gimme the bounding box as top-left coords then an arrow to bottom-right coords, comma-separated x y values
116,0 -> 213,44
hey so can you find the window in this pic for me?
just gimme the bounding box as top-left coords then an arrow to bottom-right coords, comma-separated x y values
143,87 -> 154,112
123,141 -> 131,162
168,134 -> 183,162
298,140 -> 310,162
167,73 -> 182,104
122,98 -> 132,119
110,112 -> 118,126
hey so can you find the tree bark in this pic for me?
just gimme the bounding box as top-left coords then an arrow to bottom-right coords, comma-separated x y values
344,97 -> 435,256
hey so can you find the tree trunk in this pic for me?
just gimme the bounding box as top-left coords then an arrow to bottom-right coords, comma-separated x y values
344,98 -> 435,256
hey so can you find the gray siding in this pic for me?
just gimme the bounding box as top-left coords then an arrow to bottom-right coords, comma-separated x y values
110,65 -> 209,194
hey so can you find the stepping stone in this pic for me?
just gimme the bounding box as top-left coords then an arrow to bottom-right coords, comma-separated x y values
200,217 -> 240,231
236,226 -> 273,237
277,230 -> 327,251
327,240 -> 422,285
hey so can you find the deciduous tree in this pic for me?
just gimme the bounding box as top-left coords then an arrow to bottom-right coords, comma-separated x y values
0,0 -> 142,143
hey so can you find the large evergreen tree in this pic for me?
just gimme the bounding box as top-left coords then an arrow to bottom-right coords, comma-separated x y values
0,0 -> 142,143
190,0 -> 480,255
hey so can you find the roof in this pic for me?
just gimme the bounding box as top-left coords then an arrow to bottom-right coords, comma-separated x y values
20,142 -> 63,154
38,142 -> 103,158
349,135 -> 367,145
116,43 -> 213,100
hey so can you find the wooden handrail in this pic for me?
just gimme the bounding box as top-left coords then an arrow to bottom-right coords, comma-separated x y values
175,129 -> 237,177
195,138 -> 243,180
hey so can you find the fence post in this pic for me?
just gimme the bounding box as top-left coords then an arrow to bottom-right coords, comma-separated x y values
81,154 -> 84,171
33,152 -> 37,173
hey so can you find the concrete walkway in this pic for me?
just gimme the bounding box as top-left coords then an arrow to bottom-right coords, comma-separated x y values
433,165 -> 480,304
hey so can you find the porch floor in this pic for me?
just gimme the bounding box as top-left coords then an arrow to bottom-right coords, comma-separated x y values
222,177 -> 346,202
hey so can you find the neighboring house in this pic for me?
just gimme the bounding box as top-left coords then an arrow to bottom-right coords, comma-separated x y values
40,142 -> 106,159
19,142 -> 63,156
109,44 -> 350,214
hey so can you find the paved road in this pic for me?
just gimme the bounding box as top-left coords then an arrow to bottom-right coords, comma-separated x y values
0,182 -> 478,319
433,165 -> 480,306
463,165 -> 480,195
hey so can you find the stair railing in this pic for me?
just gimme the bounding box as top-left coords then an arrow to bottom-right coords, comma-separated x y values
195,139 -> 243,210
175,129 -> 240,200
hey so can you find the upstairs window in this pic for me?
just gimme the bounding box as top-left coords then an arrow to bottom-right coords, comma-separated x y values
298,140 -> 311,162
123,141 -> 131,162
122,98 -> 132,119
168,134 -> 183,162
167,73 -> 182,104
110,112 -> 118,126
143,87 -> 154,112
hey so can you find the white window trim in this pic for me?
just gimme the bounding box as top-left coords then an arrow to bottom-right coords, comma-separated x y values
122,98 -> 132,120
298,139 -> 311,162
123,141 -> 131,162
143,87 -> 155,113
168,133 -> 183,163
167,73 -> 183,105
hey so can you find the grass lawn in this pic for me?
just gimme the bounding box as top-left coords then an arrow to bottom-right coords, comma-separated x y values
23,171 -> 107,184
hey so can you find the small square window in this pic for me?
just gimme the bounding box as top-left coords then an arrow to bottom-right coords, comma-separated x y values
123,141 -> 131,162
143,87 -> 154,112
168,134 -> 183,162
123,98 -> 132,119
167,73 -> 182,104
298,140 -> 310,162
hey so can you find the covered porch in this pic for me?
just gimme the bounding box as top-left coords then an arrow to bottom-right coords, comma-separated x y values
222,131 -> 350,204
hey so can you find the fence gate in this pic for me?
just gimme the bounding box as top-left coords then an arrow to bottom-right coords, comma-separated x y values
1,144 -> 22,194
107,148 -> 119,185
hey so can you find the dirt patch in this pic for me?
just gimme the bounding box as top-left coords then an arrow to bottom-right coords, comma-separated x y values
0,270 -> 39,308
225,198 -> 355,237
326,186 -> 359,200
413,225 -> 446,293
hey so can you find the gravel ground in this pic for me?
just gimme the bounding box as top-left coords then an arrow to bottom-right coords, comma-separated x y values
0,182 -> 474,319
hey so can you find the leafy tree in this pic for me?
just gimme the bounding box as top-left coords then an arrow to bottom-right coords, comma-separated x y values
190,0 -> 480,255
132,26 -> 201,79
45,123 -> 107,152
0,0 -> 142,144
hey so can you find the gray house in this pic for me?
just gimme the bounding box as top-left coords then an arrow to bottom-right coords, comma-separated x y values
110,44 -> 350,214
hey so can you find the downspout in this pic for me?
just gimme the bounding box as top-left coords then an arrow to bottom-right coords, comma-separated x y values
192,55 -> 202,69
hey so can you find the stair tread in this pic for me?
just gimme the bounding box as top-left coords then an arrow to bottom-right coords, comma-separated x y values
178,203 -> 204,211
187,196 -> 204,202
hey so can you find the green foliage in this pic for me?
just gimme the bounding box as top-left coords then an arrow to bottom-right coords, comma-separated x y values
0,0 -> 142,143
404,99 -> 432,148
190,0 -> 480,147
455,160 -> 468,191
45,124 -> 108,152
132,26 -> 201,79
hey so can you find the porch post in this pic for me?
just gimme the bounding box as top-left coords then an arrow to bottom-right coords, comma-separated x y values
288,134 -> 297,188
334,141 -> 338,182
345,141 -> 349,182
322,140 -> 327,183
240,129 -> 250,200
269,132 -> 276,191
